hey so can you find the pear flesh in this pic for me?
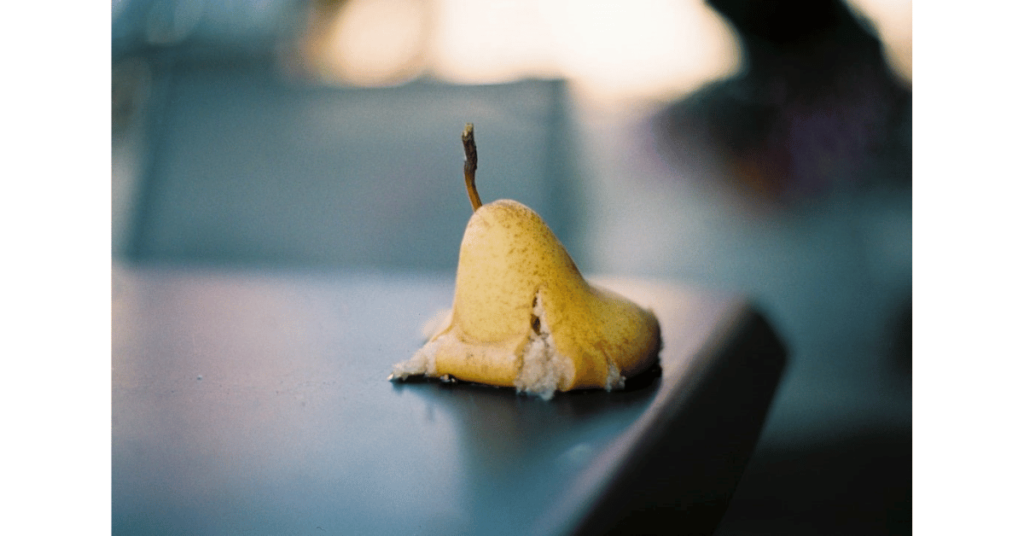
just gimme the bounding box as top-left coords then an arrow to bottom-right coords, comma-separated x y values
390,199 -> 661,399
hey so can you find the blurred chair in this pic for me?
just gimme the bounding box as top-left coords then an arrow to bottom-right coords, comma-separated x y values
119,59 -> 580,270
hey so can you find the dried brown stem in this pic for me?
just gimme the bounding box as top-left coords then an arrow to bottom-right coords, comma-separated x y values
462,123 -> 482,212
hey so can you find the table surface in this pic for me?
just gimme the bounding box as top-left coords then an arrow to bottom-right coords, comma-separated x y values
112,263 -> 785,535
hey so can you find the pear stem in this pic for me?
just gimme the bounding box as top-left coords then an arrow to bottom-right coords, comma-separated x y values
462,123 -> 482,212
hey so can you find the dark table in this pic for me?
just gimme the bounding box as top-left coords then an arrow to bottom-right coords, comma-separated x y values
112,263 -> 785,535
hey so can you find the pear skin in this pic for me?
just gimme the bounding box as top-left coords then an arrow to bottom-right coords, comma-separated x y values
391,199 -> 661,399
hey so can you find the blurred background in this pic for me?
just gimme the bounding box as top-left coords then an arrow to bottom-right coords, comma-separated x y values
112,0 -> 911,533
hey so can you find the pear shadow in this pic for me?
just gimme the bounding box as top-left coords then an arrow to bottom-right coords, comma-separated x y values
390,359 -> 662,396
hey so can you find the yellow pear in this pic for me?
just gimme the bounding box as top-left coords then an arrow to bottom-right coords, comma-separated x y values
390,124 -> 661,399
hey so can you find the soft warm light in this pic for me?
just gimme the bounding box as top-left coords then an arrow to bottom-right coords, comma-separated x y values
320,0 -> 432,86
536,0 -> 741,103
429,0 -> 561,84
430,0 -> 741,104
312,0 -> 742,104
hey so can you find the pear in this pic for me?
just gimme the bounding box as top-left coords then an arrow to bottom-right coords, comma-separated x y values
390,124 -> 661,399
